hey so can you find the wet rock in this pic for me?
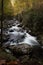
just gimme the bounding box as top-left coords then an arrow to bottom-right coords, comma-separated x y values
6,44 -> 41,58
9,44 -> 31,55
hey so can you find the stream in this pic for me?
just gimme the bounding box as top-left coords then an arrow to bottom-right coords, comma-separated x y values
3,19 -> 40,47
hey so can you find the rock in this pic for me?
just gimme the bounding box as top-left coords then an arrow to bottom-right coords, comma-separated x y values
4,42 -> 43,60
6,44 -> 32,56
7,44 -> 41,57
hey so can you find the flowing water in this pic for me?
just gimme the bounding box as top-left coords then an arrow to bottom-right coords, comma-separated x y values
4,20 -> 40,47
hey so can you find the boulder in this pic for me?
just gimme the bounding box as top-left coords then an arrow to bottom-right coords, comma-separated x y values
6,44 -> 42,58
9,44 -> 31,54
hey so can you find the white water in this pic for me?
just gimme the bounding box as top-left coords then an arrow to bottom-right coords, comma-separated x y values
7,23 -> 39,46
19,33 -> 38,46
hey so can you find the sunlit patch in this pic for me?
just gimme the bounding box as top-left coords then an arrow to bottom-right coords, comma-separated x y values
10,0 -> 33,15
10,0 -> 16,7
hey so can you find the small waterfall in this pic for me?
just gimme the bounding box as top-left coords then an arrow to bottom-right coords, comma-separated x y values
5,20 -> 39,46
